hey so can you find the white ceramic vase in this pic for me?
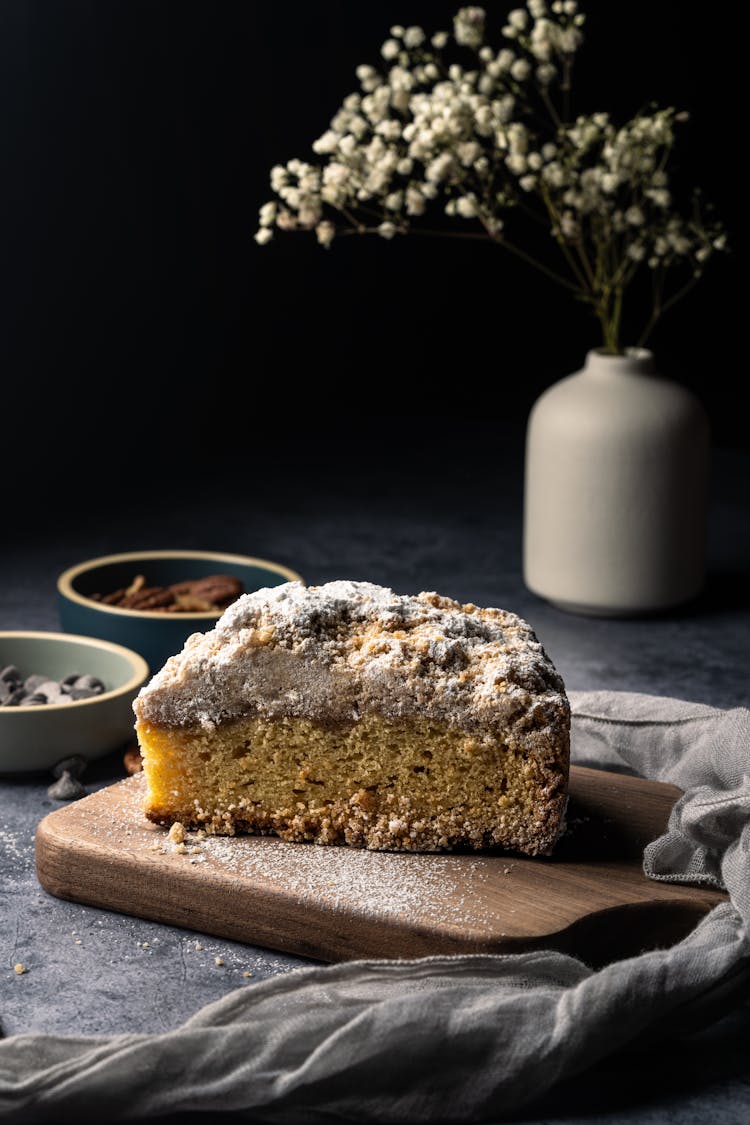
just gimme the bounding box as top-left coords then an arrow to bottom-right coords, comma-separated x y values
523,348 -> 711,616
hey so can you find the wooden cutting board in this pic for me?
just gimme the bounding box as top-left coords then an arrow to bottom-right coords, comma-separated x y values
35,766 -> 725,968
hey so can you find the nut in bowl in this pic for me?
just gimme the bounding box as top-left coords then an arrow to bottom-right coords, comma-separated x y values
0,631 -> 149,774
57,550 -> 303,673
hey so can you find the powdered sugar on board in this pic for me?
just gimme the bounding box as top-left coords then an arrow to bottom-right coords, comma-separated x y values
83,774 -> 506,930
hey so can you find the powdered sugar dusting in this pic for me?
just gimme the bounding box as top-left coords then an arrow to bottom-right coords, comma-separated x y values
135,581 -> 567,749
195,833 -> 494,928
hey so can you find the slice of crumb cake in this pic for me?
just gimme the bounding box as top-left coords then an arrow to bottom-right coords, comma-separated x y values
133,580 -> 569,854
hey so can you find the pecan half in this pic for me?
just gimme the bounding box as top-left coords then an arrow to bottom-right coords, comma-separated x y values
123,586 -> 176,610
168,574 -> 244,609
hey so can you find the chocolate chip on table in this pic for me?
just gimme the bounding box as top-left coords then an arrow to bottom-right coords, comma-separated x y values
52,755 -> 87,779
48,755 -> 88,801
47,773 -> 87,800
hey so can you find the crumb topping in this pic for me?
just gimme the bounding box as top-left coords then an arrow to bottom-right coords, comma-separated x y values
134,580 -> 567,740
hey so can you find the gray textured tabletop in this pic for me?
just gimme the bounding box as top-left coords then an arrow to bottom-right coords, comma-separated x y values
2,444 -> 749,1124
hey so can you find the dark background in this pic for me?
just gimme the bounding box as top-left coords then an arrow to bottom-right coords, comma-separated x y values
0,0 -> 745,539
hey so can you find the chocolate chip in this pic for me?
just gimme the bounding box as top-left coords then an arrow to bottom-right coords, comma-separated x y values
73,675 -> 105,694
52,755 -> 87,779
22,694 -> 47,706
23,674 -> 49,693
47,772 -> 86,801
1,665 -> 22,684
36,680 -> 64,699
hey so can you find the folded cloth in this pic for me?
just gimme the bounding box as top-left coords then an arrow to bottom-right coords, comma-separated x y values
2,691 -> 750,1124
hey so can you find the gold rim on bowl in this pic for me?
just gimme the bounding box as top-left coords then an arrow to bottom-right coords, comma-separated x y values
0,630 -> 150,712
57,549 -> 303,621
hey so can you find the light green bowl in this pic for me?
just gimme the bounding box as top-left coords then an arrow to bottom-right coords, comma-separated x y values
0,631 -> 149,774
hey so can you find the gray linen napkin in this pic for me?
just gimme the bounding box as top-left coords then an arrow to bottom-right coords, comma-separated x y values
2,691 -> 750,1123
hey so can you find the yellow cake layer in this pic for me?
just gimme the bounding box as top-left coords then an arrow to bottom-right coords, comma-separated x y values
137,713 -> 567,854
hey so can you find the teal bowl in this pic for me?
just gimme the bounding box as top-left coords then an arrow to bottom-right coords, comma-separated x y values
0,631 -> 149,774
57,550 -> 303,674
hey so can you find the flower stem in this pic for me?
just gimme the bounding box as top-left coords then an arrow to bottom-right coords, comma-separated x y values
637,273 -> 701,346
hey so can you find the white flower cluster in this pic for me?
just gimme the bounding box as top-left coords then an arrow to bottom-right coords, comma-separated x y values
531,108 -> 724,273
255,1 -> 588,248
255,1 -> 727,350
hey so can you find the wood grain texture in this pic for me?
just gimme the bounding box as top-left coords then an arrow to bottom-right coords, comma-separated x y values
34,766 -> 725,968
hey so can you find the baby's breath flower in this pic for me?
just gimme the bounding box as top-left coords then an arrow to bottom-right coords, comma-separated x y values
506,152 -> 527,174
536,63 -> 557,84
560,211 -> 579,238
270,165 -> 287,192
258,201 -> 277,227
378,220 -> 398,239
254,227 -> 273,245
667,229 -> 691,255
432,31 -> 449,49
403,26 -> 425,48
530,19 -> 554,60
454,7 -> 486,49
456,193 -> 479,217
406,186 -> 427,215
315,220 -> 336,247
520,174 -> 537,191
647,188 -> 671,208
426,152 -> 455,183
381,39 -> 400,61
510,58 -> 531,81
312,130 -> 339,155
508,8 -> 528,29
542,161 -> 566,187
